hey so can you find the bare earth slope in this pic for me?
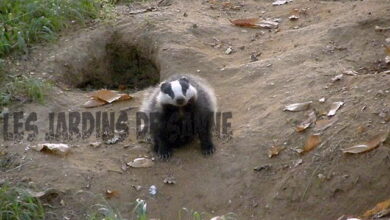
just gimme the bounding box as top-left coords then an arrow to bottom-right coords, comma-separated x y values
1,0 -> 390,219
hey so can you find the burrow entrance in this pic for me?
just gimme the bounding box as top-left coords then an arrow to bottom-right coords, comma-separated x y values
61,31 -> 160,92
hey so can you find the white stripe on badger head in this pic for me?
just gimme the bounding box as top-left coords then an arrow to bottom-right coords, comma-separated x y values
170,80 -> 184,98
186,85 -> 197,100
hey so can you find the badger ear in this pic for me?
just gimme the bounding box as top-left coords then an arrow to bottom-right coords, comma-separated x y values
179,77 -> 189,85
180,76 -> 189,82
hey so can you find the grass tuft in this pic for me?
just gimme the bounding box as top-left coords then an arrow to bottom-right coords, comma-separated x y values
0,184 -> 45,220
0,75 -> 51,106
133,198 -> 148,220
0,0 -> 105,57
87,203 -> 123,220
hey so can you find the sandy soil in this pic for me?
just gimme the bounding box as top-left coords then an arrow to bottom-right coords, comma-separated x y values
1,0 -> 390,219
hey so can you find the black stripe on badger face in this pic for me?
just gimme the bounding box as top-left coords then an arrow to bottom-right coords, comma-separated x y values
179,77 -> 189,96
160,82 -> 175,99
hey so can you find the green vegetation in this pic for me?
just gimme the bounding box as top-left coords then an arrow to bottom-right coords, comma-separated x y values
87,199 -> 237,220
179,208 -> 237,220
0,184 -> 45,220
0,0 -> 104,57
0,185 -> 236,220
87,203 -> 123,220
0,75 -> 51,106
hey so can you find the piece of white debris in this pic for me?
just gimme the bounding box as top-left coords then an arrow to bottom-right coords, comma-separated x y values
149,185 -> 157,195
127,158 -> 154,168
343,70 -> 358,76
283,101 -> 312,112
385,56 -> 390,64
272,0 -> 293,6
225,47 -> 233,55
30,143 -> 70,155
332,74 -> 343,82
327,101 -> 344,117
289,15 -> 299,20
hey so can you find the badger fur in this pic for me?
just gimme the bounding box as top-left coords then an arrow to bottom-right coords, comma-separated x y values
140,74 -> 217,159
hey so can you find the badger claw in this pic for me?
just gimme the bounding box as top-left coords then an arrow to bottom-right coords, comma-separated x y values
157,151 -> 172,160
202,146 -> 215,156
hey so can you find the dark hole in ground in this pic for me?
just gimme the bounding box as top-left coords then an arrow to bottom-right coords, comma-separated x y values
77,40 -> 160,91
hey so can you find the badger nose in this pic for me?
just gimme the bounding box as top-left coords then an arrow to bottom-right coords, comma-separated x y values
176,97 -> 185,105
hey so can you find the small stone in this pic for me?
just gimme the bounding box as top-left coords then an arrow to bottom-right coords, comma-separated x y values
149,185 -> 157,195
332,74 -> 343,82
132,185 -> 142,191
225,47 -> 233,55
318,173 -> 326,180
289,15 -> 299,20
385,56 -> 390,64
319,97 -> 326,103
294,159 -> 303,167
254,164 -> 272,171
89,142 -> 101,148
343,70 -> 358,76
163,176 -> 176,184
250,54 -> 258,62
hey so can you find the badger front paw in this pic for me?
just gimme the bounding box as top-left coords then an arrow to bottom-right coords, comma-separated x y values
157,149 -> 172,160
201,143 -> 215,156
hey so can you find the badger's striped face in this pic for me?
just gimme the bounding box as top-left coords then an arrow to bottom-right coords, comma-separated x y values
157,77 -> 197,107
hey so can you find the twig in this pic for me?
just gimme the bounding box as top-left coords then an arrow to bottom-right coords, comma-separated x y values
299,165 -> 321,212
6,161 -> 32,173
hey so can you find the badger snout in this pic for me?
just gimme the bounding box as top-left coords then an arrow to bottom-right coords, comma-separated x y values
176,97 -> 185,105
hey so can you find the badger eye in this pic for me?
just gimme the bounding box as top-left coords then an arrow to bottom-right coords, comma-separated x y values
160,82 -> 174,98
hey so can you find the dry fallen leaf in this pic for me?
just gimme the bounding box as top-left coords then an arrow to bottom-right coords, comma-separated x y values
356,125 -> 366,134
375,25 -> 390,32
268,146 -> 285,158
84,89 -> 132,108
105,189 -> 119,199
327,101 -> 344,116
83,98 -> 107,108
258,20 -> 279,29
343,70 -> 358,76
342,132 -> 389,154
117,93 -> 132,101
296,111 -> 317,132
301,134 -> 321,154
385,45 -> 390,55
30,143 -> 70,155
294,158 -> 303,167
229,18 -> 259,27
90,89 -> 124,103
284,101 -> 312,112
230,18 -> 279,29
127,158 -> 154,168
289,15 -> 299,20
272,0 -> 293,6
313,117 -> 338,132
362,199 -> 390,219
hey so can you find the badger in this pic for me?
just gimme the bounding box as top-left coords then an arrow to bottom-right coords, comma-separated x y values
140,74 -> 217,159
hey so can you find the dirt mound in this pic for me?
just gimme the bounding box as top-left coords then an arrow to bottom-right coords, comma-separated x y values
1,0 -> 389,219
